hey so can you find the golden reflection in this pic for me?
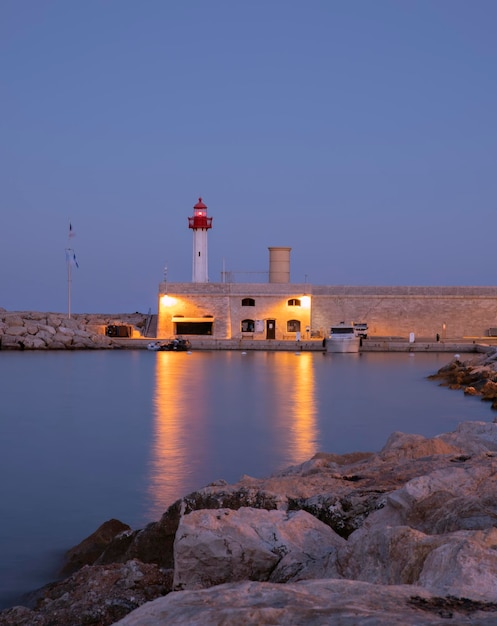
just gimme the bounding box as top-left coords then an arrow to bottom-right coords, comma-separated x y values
272,352 -> 318,465
148,351 -> 318,518
148,352 -> 206,519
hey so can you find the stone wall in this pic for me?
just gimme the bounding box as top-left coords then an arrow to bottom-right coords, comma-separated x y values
158,283 -> 497,341
0,310 -> 148,350
312,286 -> 497,339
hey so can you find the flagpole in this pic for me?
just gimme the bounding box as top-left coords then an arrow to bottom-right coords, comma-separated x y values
67,251 -> 72,319
66,221 -> 75,319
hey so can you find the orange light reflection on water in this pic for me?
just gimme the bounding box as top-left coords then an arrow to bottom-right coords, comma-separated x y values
147,351 -> 319,519
271,352 -> 318,466
148,351 -> 207,519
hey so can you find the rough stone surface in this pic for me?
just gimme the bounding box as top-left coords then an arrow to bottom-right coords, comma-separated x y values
429,352 -> 497,409
0,561 -> 171,626
61,518 -> 132,576
113,580 -> 497,626
0,311 -> 148,350
173,508 -> 345,590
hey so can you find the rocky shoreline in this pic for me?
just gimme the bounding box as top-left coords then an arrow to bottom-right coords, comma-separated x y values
2,351 -> 497,625
0,310 -> 147,350
428,349 -> 497,408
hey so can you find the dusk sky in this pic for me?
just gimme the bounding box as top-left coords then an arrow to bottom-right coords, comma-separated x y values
2,1 -> 496,314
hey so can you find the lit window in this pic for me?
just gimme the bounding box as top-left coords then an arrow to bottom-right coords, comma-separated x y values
287,320 -> 301,332
241,319 -> 255,332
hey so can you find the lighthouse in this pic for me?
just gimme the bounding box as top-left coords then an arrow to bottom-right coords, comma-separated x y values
188,197 -> 213,283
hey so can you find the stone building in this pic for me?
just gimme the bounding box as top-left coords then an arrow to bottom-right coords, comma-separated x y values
157,280 -> 497,342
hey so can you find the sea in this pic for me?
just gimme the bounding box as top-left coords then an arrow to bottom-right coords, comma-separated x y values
0,349 -> 493,609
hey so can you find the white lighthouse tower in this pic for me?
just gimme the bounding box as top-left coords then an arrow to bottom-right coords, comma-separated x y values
188,197 -> 213,283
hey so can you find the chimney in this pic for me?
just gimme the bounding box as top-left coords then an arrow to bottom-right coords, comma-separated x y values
268,247 -> 291,283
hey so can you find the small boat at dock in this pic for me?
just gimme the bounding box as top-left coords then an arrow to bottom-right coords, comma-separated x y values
326,322 -> 361,353
147,338 -> 192,352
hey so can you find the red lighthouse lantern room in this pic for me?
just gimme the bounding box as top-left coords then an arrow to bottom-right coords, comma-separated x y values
188,197 -> 213,230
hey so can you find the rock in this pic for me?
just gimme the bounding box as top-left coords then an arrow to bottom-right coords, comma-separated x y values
96,487 -> 286,569
429,351 -> 497,409
0,335 -> 26,349
439,420 -> 497,453
27,312 -> 47,322
112,579 -> 497,626
0,560 -> 172,626
379,431 -> 459,461
56,325 -> 76,336
61,518 -> 132,576
96,500 -> 184,569
52,332 -> 74,345
36,325 -> 56,336
3,315 -> 24,327
418,528 -> 497,600
173,508 -> 344,590
3,325 -> 27,336
0,310 -> 148,350
23,336 -> 48,349
46,341 -> 68,350
34,331 -> 53,344
46,314 -> 62,328
91,334 -> 116,348
73,328 -> 91,339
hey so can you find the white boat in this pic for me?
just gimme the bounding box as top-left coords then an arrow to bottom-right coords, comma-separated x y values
326,322 -> 361,353
353,322 -> 368,338
147,341 -> 163,351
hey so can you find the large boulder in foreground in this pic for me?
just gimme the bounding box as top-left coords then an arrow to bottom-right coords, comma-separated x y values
173,508 -> 345,590
113,579 -> 497,626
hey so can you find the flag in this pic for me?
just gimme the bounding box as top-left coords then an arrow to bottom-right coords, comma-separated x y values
65,249 -> 79,268
69,222 -> 75,238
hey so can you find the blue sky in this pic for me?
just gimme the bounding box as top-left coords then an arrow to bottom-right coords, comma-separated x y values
1,1 -> 496,313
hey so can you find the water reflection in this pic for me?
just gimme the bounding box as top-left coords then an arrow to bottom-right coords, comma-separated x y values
148,351 -> 319,517
271,352 -> 318,465
148,352 -> 206,518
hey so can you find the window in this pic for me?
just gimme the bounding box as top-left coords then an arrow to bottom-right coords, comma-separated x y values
176,321 -> 212,335
287,320 -> 301,333
241,319 -> 255,332
242,298 -> 255,307
287,298 -> 301,306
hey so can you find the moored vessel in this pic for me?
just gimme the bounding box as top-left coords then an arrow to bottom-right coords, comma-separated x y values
326,322 -> 361,353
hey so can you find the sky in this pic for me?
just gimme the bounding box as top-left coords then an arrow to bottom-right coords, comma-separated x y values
1,1 -> 496,314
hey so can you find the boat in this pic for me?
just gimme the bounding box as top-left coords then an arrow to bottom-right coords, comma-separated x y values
147,341 -> 163,351
147,338 -> 192,352
353,322 -> 368,339
326,322 -> 361,353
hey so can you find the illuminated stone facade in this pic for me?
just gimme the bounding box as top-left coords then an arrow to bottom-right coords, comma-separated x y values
157,282 -> 312,340
157,282 -> 497,341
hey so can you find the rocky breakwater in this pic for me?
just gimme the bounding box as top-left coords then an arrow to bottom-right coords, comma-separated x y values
429,349 -> 497,410
0,309 -> 147,350
4,419 -> 497,624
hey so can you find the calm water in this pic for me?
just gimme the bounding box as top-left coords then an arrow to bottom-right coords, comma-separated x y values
0,349 -> 493,608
